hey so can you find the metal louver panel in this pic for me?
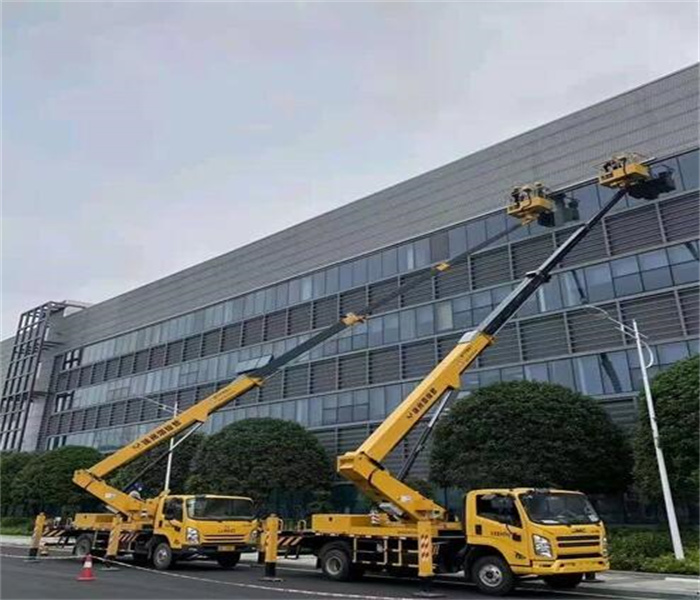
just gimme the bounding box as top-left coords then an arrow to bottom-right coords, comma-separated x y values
165,341 -> 183,365
337,425 -> 370,453
369,279 -> 399,313
520,315 -> 568,360
402,340 -> 435,379
313,297 -> 339,328
78,365 -> 92,386
368,347 -> 400,384
97,405 -> 111,428
288,303 -> 312,335
105,358 -> 120,380
471,247 -> 511,289
600,397 -> 637,430
264,310 -> 287,341
512,235 -> 555,277
150,345 -> 167,368
620,292 -> 684,341
480,324 -> 519,366
660,195 -> 700,242
221,324 -> 241,351
437,334 -> 461,360
556,225 -> 607,267
310,359 -> 337,393
339,353 -> 367,389
202,331 -> 221,357
242,317 -> 263,346
125,399 -> 142,424
340,288 -> 367,315
284,365 -> 309,398
679,288 -> 699,335
567,304 -> 623,352
182,337 -> 202,361
259,372 -> 283,402
92,361 -> 107,382
606,204 -> 662,255
435,262 -> 469,299
400,270 -> 433,307
111,402 -> 126,427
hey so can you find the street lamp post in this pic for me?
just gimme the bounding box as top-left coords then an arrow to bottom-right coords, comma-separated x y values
135,396 -> 178,494
584,306 -> 685,560
163,400 -> 178,492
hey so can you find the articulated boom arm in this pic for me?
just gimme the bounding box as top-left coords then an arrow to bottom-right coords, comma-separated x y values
339,155 -> 670,523
73,197 -> 538,518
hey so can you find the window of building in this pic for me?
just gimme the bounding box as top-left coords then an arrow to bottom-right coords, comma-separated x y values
574,356 -> 604,395
583,264 -> 614,301
435,301 -> 454,332
416,305 -> 435,337
368,254 -> 383,282
677,149 -> 699,190
668,241 -> 699,285
369,387 -> 385,420
384,313 -> 400,344
382,248 -> 398,278
414,238 -> 431,268
561,270 -> 587,307
524,363 -> 548,382
400,309 -> 416,341
352,259 -> 368,287
466,218 -> 487,250
599,351 -> 632,394
312,271 -> 326,299
325,267 -> 339,295
288,279 -> 301,305
611,257 -> 643,296
398,243 -> 415,273
339,263 -> 353,291
448,226 -> 467,257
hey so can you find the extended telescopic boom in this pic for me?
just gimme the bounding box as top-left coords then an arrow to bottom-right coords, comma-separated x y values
337,155 -> 674,523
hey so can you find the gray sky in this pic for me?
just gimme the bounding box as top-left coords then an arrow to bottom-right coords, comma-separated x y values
2,1 -> 698,337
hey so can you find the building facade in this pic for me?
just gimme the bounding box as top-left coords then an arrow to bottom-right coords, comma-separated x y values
2,67 -> 698,488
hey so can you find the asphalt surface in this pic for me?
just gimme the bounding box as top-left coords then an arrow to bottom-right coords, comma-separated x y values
0,545 -> 696,600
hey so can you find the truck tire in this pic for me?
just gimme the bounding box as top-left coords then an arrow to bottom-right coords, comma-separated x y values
152,541 -> 174,571
74,534 -> 93,558
471,555 -> 515,596
319,543 -> 353,582
216,551 -> 241,569
543,573 -> 583,589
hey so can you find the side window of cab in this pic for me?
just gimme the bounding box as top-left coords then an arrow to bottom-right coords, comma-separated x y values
476,494 -> 522,528
163,498 -> 183,522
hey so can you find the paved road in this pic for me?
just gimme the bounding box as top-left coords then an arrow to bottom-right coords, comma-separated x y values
1,545 -> 696,600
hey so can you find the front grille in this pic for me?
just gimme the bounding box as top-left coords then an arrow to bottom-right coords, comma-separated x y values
556,535 -> 600,552
201,534 -> 246,545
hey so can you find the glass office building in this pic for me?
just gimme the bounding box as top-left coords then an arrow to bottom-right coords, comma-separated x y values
2,67 -> 698,487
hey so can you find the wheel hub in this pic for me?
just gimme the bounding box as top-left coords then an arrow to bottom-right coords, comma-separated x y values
479,564 -> 503,587
327,556 -> 342,575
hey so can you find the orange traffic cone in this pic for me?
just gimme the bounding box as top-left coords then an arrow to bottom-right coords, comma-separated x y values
76,554 -> 96,581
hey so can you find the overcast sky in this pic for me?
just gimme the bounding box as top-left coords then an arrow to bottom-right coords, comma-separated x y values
2,2 -> 698,337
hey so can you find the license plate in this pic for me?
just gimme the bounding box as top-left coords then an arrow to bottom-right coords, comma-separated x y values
218,545 -> 236,552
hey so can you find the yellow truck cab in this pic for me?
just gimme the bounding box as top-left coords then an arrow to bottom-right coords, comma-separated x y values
464,488 -> 608,595
71,494 -> 258,570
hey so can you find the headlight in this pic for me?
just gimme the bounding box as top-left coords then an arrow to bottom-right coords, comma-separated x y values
186,527 -> 200,545
533,534 -> 553,558
249,529 -> 259,543
601,535 -> 609,557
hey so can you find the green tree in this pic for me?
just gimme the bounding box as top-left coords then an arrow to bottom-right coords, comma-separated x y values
186,418 -> 333,517
109,433 -> 204,497
0,452 -> 36,515
430,381 -> 632,494
11,446 -> 103,515
633,355 -> 699,503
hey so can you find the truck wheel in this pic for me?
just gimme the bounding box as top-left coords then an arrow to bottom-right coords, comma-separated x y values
152,541 -> 174,571
471,555 -> 515,596
216,552 -> 241,569
320,543 -> 353,582
543,573 -> 583,589
74,534 -> 93,558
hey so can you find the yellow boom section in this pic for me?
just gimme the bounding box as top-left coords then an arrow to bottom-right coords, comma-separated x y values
338,330 -> 493,521
73,374 -> 261,516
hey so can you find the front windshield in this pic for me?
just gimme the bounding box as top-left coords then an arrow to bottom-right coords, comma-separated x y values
186,497 -> 254,521
519,492 -> 600,525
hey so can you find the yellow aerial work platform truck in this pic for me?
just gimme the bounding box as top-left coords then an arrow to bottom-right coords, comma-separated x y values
263,154 -> 674,596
